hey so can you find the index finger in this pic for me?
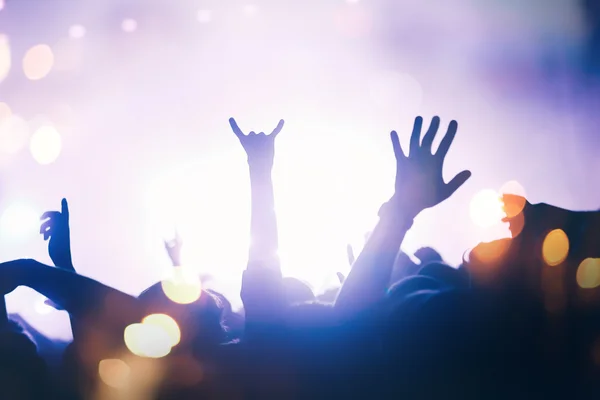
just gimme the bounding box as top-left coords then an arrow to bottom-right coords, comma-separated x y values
61,198 -> 69,220
229,117 -> 245,138
270,119 -> 285,137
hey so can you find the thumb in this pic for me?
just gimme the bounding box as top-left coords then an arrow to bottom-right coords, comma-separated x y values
61,198 -> 69,220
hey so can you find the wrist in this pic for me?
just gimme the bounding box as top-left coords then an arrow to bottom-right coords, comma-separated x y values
378,196 -> 420,223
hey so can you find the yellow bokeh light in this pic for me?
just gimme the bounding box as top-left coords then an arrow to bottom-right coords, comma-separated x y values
124,323 -> 172,359
0,34 -> 10,83
142,314 -> 181,347
576,258 -> 600,289
542,229 -> 569,266
22,44 -> 54,80
30,125 -> 61,164
470,189 -> 504,228
500,180 -> 527,219
161,266 -> 202,305
98,359 -> 131,389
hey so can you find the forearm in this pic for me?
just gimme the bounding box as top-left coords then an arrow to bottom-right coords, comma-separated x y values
335,203 -> 414,318
247,165 -> 280,271
18,262 -> 143,331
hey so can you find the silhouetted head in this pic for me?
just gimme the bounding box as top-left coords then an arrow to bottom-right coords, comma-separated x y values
419,262 -> 469,290
414,247 -> 444,265
138,283 -> 226,353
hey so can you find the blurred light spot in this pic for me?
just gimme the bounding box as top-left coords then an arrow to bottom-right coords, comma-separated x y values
369,72 -> 423,116
470,189 -> 504,228
243,4 -> 258,16
0,203 -> 39,240
0,114 -> 29,154
142,314 -> 181,347
576,258 -> 600,289
98,359 -> 130,389
0,102 -> 11,121
22,44 -> 54,80
469,239 -> 511,265
30,125 -> 61,165
542,229 -> 569,266
0,0 -> 4,11
197,9 -> 212,23
500,181 -> 527,218
35,297 -> 55,315
347,0 -> 360,3
121,18 -> 138,33
124,323 -> 172,358
0,34 -> 10,83
161,266 -> 202,305
69,25 -> 86,39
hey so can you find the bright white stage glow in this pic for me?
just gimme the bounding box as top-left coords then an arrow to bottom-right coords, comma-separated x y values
145,124 -> 395,301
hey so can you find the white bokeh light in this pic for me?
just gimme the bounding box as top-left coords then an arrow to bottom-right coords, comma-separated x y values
121,18 -> 138,33
0,202 -> 39,240
470,189 -> 505,228
22,44 -> 54,80
0,34 -> 10,83
69,24 -> 86,39
30,125 -> 62,165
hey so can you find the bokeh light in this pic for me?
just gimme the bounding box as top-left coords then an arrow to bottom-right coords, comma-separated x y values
576,258 -> 600,289
0,202 -> 39,240
468,238 -> 512,265
142,314 -> 181,347
0,0 -> 4,11
197,9 -> 212,23
542,229 -> 569,266
470,189 -> 505,228
30,125 -> 62,165
121,18 -> 138,33
124,323 -> 172,358
22,44 -> 54,80
98,359 -> 131,389
0,114 -> 29,154
500,181 -> 527,218
161,266 -> 202,305
0,34 -> 10,83
69,25 -> 86,39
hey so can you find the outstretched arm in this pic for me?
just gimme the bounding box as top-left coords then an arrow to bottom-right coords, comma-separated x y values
335,116 -> 471,319
0,259 -> 143,337
229,118 -> 286,338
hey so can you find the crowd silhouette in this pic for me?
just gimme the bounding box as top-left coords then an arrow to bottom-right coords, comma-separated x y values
0,113 -> 599,400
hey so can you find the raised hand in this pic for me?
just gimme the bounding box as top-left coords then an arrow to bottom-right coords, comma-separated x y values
164,230 -> 183,267
389,116 -> 471,216
229,117 -> 285,168
40,198 -> 74,271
